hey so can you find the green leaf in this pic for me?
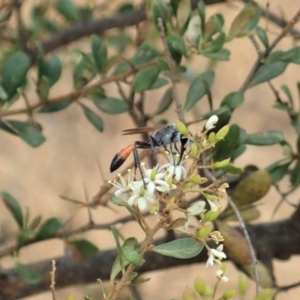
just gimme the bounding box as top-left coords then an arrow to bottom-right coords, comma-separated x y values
112,196 -> 139,218
110,238 -> 137,284
231,144 -> 247,160
201,48 -> 230,61
36,218 -> 63,240
42,56 -> 62,86
227,1 -> 260,41
69,239 -> 99,257
0,84 -> 8,101
152,238 -> 204,259
132,65 -> 161,92
80,104 -> 104,132
56,0 -> 79,22
176,0 -> 191,33
29,215 -> 42,230
200,32 -> 226,54
184,70 -> 215,111
16,262 -> 42,285
17,228 -> 34,250
37,76 -> 50,100
113,43 -> 159,75
73,53 -> 97,89
214,124 -> 240,161
6,121 -> 46,148
281,84 -> 294,109
204,14 -> 224,41
290,160 -> 300,185
245,130 -> 284,145
93,97 -> 128,114
91,35 -> 107,73
221,91 -> 244,110
39,100 -> 73,113
166,34 -> 187,57
266,160 -> 291,183
149,77 -> 169,90
256,26 -> 269,50
2,192 -> 23,228
249,62 -> 288,88
267,47 -> 300,64
218,163 -> 243,174
1,51 -> 30,99
122,246 -> 143,266
153,87 -> 173,115
198,1 -> 206,35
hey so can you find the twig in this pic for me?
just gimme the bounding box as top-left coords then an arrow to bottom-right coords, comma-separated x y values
200,154 -> 260,296
248,33 -> 264,59
157,18 -> 185,123
240,8 -> 300,92
226,194 -> 259,296
0,60 -> 156,118
50,260 -> 57,300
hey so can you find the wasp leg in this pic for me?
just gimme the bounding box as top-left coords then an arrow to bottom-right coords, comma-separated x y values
133,142 -> 147,186
178,137 -> 189,164
149,136 -> 158,166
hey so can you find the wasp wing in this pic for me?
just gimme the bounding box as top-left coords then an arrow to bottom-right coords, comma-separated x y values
122,125 -> 166,135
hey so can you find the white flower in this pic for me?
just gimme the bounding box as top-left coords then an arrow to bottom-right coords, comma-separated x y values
160,152 -> 187,181
142,164 -> 171,193
127,185 -> 155,210
207,199 -> 218,212
205,115 -> 219,130
187,201 -> 206,215
205,244 -> 227,268
184,201 -> 206,229
216,269 -> 229,282
109,170 -> 135,197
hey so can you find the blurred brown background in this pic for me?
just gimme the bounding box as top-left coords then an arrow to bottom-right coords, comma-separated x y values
0,0 -> 300,299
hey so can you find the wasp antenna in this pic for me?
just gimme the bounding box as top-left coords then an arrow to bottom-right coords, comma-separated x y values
110,144 -> 135,172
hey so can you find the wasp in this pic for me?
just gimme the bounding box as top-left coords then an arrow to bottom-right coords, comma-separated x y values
110,123 -> 190,173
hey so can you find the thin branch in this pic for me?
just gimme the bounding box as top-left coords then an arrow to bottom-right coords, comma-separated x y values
0,60 -> 156,118
50,260 -> 57,300
1,212 -> 300,300
239,8 -> 300,92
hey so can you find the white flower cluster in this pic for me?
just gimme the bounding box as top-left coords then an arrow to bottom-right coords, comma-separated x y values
109,152 -> 188,210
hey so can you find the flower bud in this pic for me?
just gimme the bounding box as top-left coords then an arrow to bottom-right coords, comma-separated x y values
176,121 -> 189,137
197,225 -> 211,238
204,209 -> 221,221
189,174 -> 201,184
150,203 -> 158,214
182,287 -> 197,300
190,143 -> 198,157
205,115 -> 219,130
204,194 -> 218,201
150,168 -> 157,181
194,277 -> 205,295
222,289 -> 236,299
238,274 -> 247,296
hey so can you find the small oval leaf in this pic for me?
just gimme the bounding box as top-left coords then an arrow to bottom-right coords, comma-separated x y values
36,217 -> 63,240
80,104 -> 104,132
68,239 -> 99,257
245,130 -> 284,145
1,51 -> 30,99
93,97 -> 128,114
16,262 -> 42,285
152,238 -> 204,259
122,246 -> 143,266
184,70 -> 215,112
221,91 -> 244,110
249,62 -> 288,88
132,65 -> 161,92
91,35 -> 108,73
2,192 -> 23,228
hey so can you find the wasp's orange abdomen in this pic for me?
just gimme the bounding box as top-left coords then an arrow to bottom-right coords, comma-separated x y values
110,144 -> 135,172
